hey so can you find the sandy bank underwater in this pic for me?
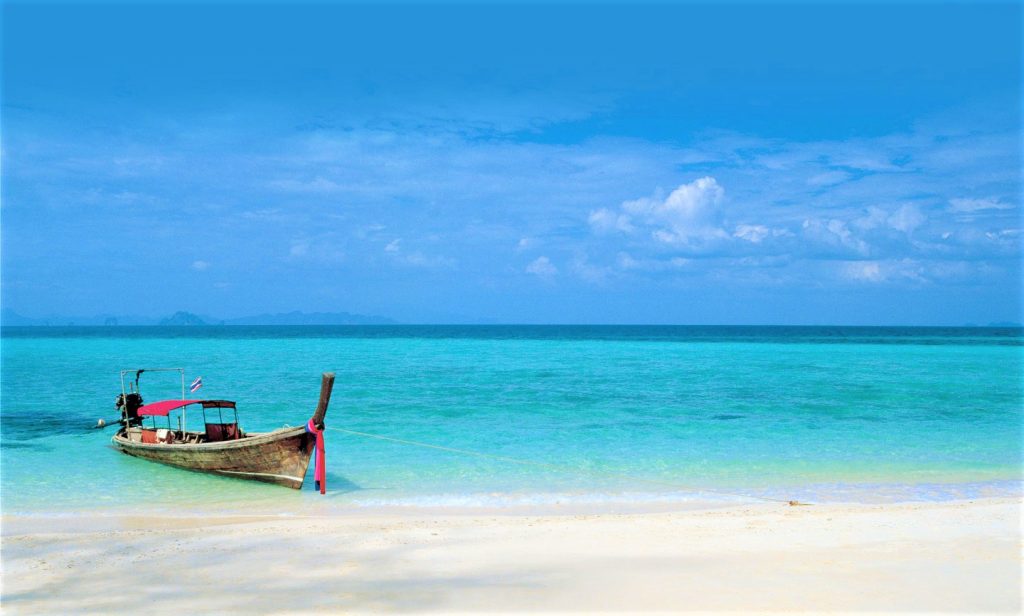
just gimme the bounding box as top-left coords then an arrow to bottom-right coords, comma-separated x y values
2,497 -> 1020,614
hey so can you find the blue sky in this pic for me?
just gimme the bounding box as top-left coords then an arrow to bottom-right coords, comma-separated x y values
2,2 -> 1021,324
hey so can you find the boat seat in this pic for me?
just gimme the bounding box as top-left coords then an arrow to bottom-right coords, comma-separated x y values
205,422 -> 240,442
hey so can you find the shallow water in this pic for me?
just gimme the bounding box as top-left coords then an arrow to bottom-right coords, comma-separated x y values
1,325 -> 1021,514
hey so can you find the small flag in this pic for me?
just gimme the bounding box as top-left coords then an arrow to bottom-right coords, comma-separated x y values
190,376 -> 203,393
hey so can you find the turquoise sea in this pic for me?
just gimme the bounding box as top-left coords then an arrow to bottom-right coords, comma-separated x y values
1,326 -> 1021,515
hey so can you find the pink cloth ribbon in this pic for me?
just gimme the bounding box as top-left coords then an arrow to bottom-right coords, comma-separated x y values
305,418 -> 326,494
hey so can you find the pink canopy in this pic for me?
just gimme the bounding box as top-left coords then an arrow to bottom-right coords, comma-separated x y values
137,399 -> 203,416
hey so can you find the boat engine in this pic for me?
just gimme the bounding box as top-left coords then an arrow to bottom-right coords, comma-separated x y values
116,392 -> 144,427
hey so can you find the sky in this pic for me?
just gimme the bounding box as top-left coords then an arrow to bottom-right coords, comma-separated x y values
2,2 -> 1021,325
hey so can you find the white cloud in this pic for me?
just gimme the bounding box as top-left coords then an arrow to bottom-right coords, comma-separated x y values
841,259 -> 927,284
526,256 -> 557,279
733,224 -> 791,244
571,255 -> 611,284
588,208 -> 634,234
948,197 -> 1013,212
801,219 -> 870,255
843,260 -> 883,282
78,187 -> 158,206
984,228 -> 1022,248
851,204 -> 925,235
191,260 -> 209,271
616,252 -> 690,271
887,204 -> 926,233
595,176 -> 801,253
382,238 -> 453,267
852,207 -> 889,231
594,177 -> 731,248
623,176 -> 726,245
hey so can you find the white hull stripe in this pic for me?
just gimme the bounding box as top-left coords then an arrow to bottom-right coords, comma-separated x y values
213,470 -> 303,482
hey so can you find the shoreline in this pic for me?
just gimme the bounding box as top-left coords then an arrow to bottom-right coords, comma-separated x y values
4,475 -> 1021,523
4,488 -> 1022,530
3,497 -> 1020,613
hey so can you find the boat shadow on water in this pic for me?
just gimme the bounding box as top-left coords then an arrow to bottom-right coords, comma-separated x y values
111,449 -> 365,497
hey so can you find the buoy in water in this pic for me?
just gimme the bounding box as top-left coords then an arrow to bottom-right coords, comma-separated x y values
96,418 -> 106,428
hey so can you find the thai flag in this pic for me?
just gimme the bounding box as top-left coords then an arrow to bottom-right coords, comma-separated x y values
190,376 -> 203,393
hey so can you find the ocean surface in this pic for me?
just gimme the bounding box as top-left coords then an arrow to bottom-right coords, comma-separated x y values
1,325 -> 1021,515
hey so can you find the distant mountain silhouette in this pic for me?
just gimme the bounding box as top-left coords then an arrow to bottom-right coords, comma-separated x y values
1,308 -> 396,326
158,311 -> 208,326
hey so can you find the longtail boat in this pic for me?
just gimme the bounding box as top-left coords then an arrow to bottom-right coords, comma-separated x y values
109,369 -> 333,492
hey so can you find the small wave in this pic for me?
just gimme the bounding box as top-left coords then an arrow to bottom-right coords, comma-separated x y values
346,489 -> 754,511
342,480 -> 1023,511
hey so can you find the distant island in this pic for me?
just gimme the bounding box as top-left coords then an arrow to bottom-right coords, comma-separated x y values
1,308 -> 396,326
159,311 -> 210,326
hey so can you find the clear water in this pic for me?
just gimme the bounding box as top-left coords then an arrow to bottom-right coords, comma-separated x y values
1,326 -> 1021,515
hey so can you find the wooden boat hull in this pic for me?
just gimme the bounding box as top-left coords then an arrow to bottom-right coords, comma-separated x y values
112,426 -> 315,489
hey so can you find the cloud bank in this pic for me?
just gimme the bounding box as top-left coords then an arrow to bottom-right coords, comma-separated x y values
3,99 -> 1019,322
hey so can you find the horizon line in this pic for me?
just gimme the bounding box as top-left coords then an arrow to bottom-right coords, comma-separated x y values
2,322 -> 1021,329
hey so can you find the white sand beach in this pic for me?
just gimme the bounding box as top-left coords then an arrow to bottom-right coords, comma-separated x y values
2,498 -> 1020,614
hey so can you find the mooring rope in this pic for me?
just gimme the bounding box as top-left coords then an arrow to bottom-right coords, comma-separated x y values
327,426 -> 809,506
